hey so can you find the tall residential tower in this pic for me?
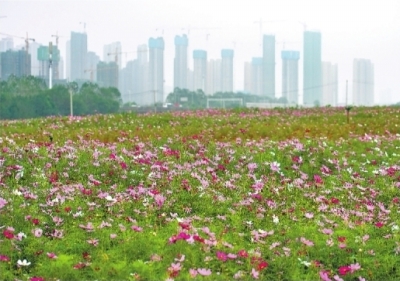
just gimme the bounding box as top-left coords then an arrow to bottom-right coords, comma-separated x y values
263,35 -> 275,98
281,50 -> 300,104
221,49 -> 234,92
174,35 -> 188,90
148,37 -> 164,105
353,59 -> 374,106
70,31 -> 87,82
303,31 -> 322,106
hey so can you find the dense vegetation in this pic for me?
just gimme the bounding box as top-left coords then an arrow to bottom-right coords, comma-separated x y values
0,76 -> 121,119
0,107 -> 399,281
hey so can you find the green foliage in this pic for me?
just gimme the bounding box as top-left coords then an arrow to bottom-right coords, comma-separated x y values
0,77 -> 121,120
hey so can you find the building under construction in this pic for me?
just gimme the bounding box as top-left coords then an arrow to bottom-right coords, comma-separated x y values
0,49 -> 31,80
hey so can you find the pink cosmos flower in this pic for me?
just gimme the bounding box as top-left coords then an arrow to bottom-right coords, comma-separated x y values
375,222 -> 384,228
189,268 -> 198,278
349,263 -> 361,273
47,252 -> 58,259
322,228 -> 333,235
131,225 -> 143,232
333,275 -> 344,281
197,268 -> 212,276
87,238 -> 99,246
319,270 -> 332,281
251,268 -> 259,279
33,228 -> 43,238
300,237 -> 314,246
0,197 -> 7,209
110,233 -> 117,239
305,212 -> 314,219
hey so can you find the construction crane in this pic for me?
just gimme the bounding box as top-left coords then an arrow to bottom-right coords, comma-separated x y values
79,22 -> 86,33
298,21 -> 307,32
84,68 -> 96,82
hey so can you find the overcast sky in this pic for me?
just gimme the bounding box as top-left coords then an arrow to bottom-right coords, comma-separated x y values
1,0 -> 399,104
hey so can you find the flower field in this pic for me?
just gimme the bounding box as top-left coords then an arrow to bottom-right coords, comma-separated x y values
0,107 -> 400,281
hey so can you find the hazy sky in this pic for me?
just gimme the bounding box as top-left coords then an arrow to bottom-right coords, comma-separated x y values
1,0 -> 399,104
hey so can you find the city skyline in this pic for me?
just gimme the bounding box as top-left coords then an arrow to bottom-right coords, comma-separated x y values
1,0 -> 399,105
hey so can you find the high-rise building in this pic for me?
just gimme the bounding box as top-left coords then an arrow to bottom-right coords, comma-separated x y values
243,62 -> 252,94
0,37 -> 13,52
66,40 -> 71,80
148,37 -> 164,105
263,35 -> 275,98
303,30 -> 322,106
193,50 -> 207,92
104,42 -> 122,69
86,51 -> 100,82
251,57 -> 263,96
97,61 -> 118,88
0,37 -> 14,79
174,35 -> 188,90
0,49 -> 31,79
322,62 -> 338,106
281,50 -> 300,105
206,59 -> 221,95
221,49 -> 234,92
70,31 -> 87,82
37,44 -> 61,81
129,44 -> 149,105
353,59 -> 374,106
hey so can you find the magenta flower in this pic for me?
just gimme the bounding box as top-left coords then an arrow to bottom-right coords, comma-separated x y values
30,277 -> 45,281
0,255 -> 10,262
338,265 -> 351,276
197,268 -> 212,276
375,222 -> 384,228
3,229 -> 14,239
216,251 -> 228,262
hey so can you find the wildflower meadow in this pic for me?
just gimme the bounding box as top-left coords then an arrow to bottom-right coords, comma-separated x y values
0,106 -> 399,281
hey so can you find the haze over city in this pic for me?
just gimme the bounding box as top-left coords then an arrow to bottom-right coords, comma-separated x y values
1,0 -> 399,105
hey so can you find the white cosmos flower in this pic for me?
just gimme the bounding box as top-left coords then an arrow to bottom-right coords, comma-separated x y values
272,215 -> 279,224
17,259 -> 31,266
105,195 -> 116,202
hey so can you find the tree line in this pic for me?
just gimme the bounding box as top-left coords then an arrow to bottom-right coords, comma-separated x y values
165,87 -> 289,109
0,76 -> 121,120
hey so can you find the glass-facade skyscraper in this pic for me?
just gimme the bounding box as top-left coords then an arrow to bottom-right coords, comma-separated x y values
221,49 -> 234,93
174,35 -> 188,90
281,50 -> 300,104
353,59 -> 374,106
193,50 -> 207,92
303,31 -> 322,106
263,35 -> 275,98
148,37 -> 164,105
70,31 -> 87,82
